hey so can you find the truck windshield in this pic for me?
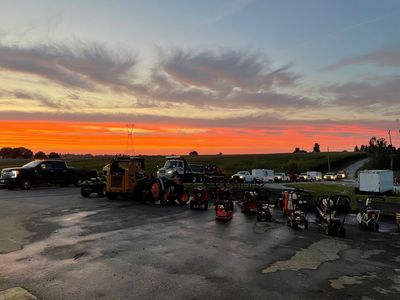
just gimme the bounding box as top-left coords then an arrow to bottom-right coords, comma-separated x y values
164,160 -> 179,169
22,161 -> 42,168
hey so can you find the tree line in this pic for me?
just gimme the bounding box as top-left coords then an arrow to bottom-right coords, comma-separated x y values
0,147 -> 61,159
354,136 -> 399,170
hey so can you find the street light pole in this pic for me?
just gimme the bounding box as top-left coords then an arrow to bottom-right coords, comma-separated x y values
327,146 -> 331,172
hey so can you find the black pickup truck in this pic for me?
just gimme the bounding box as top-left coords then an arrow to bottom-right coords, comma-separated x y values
0,160 -> 93,190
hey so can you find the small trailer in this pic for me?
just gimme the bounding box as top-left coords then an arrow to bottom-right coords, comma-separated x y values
251,169 -> 274,182
357,170 -> 393,194
306,171 -> 322,181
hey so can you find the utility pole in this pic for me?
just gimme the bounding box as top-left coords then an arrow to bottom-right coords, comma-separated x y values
386,129 -> 396,170
327,146 -> 331,172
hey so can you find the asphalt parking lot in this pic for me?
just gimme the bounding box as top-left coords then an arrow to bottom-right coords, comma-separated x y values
0,186 -> 399,300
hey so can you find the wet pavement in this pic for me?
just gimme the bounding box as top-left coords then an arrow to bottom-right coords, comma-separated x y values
0,187 -> 399,299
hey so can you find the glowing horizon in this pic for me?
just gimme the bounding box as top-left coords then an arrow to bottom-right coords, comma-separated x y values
0,120 -> 391,155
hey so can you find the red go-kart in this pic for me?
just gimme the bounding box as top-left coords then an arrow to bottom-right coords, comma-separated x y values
240,191 -> 260,213
215,188 -> 234,220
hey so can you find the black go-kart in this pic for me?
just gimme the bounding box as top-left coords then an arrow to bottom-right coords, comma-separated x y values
257,202 -> 273,222
190,186 -> 210,210
81,171 -> 106,198
316,195 -> 349,237
287,196 -> 309,230
356,198 -> 381,231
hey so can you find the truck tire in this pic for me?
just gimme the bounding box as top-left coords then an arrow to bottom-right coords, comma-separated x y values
106,192 -> 118,200
98,186 -> 106,197
21,178 -> 32,190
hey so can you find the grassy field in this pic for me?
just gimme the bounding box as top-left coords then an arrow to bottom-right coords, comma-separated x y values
0,152 -> 366,176
287,182 -> 400,209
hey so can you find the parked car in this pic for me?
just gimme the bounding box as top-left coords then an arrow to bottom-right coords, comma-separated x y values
336,170 -> 347,180
274,172 -> 289,182
231,171 -> 254,183
298,173 -> 309,181
288,173 -> 299,182
324,172 -> 337,181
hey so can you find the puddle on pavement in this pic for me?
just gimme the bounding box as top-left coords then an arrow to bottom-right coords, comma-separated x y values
392,241 -> 400,248
360,249 -> 385,259
0,210 -> 100,254
371,274 -> 400,295
329,273 -> 377,289
262,238 -> 349,273
0,217 -> 32,253
391,274 -> 400,292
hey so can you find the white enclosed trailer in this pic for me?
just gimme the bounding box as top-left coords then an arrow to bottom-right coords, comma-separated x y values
358,170 -> 393,193
306,171 -> 322,181
251,169 -> 274,182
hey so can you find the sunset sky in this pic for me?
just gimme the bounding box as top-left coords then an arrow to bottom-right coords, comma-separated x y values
1,0 -> 400,155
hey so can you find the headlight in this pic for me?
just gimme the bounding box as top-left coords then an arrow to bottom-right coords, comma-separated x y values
10,170 -> 19,178
167,170 -> 173,174
239,176 -> 245,179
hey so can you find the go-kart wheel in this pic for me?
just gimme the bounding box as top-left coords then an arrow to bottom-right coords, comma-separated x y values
292,220 -> 298,230
179,192 -> 189,204
374,222 -> 379,232
106,192 -> 118,200
338,227 -> 346,237
204,202 -> 208,210
81,190 -> 91,198
98,186 -> 106,197
304,220 -> 309,230
190,201 -> 195,209
324,226 -> 330,235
